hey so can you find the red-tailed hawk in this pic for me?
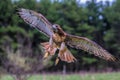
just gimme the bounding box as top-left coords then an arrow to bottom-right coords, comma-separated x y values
18,8 -> 117,65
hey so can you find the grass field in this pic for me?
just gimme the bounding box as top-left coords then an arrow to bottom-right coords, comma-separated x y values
0,72 -> 120,80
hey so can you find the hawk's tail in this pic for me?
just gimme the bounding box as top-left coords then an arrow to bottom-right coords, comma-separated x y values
58,47 -> 77,63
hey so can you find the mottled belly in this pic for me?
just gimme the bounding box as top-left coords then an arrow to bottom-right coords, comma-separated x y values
52,33 -> 66,43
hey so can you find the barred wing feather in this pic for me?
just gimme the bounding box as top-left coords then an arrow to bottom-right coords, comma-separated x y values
18,8 -> 53,37
65,34 -> 116,61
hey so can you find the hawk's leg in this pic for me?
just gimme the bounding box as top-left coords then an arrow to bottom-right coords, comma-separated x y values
41,37 -> 57,59
58,42 -> 76,63
41,42 -> 50,59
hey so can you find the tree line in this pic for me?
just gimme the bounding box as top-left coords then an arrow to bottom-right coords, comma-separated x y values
0,0 -> 120,74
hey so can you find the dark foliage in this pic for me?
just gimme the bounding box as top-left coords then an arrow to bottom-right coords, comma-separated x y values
0,0 -> 120,74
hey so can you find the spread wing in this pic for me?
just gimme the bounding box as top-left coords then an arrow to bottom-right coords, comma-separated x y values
17,8 -> 53,37
65,34 -> 116,61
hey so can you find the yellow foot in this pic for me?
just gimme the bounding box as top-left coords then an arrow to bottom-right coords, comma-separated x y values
55,57 -> 59,65
43,52 -> 49,59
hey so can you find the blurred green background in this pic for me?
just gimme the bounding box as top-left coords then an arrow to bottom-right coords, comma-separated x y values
0,0 -> 120,76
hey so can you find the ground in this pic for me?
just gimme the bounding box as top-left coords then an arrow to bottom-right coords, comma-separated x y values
0,72 -> 120,80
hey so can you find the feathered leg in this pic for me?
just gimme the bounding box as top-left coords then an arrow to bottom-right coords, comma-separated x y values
57,42 -> 76,64
41,42 -> 50,59
41,38 -> 57,59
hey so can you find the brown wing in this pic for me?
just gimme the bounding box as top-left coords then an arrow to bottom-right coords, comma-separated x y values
17,8 -> 53,37
65,34 -> 116,61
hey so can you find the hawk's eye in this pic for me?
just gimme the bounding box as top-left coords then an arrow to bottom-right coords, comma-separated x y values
55,25 -> 58,28
53,24 -> 60,32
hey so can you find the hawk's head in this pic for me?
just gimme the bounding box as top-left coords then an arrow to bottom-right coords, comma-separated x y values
52,24 -> 61,33
52,24 -> 66,36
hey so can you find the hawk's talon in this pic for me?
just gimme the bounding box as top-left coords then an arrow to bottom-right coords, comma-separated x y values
55,57 -> 60,65
43,52 -> 49,59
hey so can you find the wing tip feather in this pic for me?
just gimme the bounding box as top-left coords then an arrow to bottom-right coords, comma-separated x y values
107,55 -> 120,62
16,8 -> 26,13
16,8 -> 26,17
